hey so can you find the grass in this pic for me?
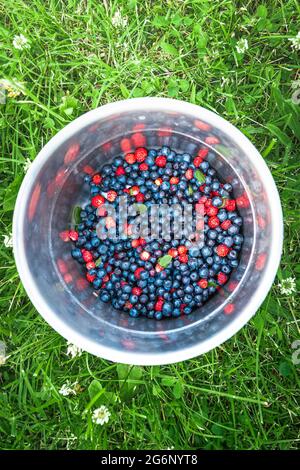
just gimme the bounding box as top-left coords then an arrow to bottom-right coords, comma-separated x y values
0,0 -> 300,450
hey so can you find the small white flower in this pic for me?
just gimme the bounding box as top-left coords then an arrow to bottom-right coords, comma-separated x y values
59,380 -> 79,396
3,233 -> 13,248
12,34 -> 30,50
278,277 -> 297,296
289,32 -> 300,51
92,405 -> 111,425
66,341 -> 82,358
0,341 -> 8,366
23,158 -> 32,173
111,10 -> 128,28
236,38 -> 249,54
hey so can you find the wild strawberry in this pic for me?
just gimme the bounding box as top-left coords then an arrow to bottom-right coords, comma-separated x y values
217,272 -> 228,285
135,147 -> 147,162
170,176 -> 179,184
139,238 -> 146,246
105,216 -> 116,229
206,206 -> 218,216
64,273 -> 73,284
97,206 -> 108,217
64,143 -> 80,164
130,185 -> 140,196
121,138 -> 132,153
225,199 -> 236,211
205,136 -> 220,145
185,168 -> 194,180
135,193 -> 145,203
208,216 -> 220,228
69,230 -> 78,242
125,152 -> 136,164
178,245 -> 188,255
82,250 -> 93,262
168,248 -> 178,258
179,254 -> 188,263
86,261 -> 96,270
236,194 -> 250,209
220,219 -> 231,230
115,166 -> 126,176
86,273 -> 96,283
132,123 -> 145,131
155,263 -> 164,272
92,174 -> 102,184
131,239 -> 140,248
91,195 -> 105,207
193,156 -> 203,167
197,148 -> 209,159
57,259 -> 68,274
224,303 -> 235,315
155,155 -> 167,167
155,178 -> 163,186
132,132 -> 146,147
125,301 -> 133,310
132,287 -> 142,296
123,223 -> 133,236
216,244 -> 230,257
198,279 -> 208,289
83,165 -> 94,175
134,267 -> 144,279
107,190 -> 117,202
139,163 -> 148,171
155,297 -> 164,311
140,251 -> 150,261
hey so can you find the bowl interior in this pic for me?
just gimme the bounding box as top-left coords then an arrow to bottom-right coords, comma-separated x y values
14,101 -> 279,363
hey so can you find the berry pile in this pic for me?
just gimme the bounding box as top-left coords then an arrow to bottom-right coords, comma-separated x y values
69,146 -> 243,320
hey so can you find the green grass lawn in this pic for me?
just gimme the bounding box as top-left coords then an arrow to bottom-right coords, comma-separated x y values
0,0 -> 300,450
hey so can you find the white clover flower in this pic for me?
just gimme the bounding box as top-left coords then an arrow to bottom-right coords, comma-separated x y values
236,38 -> 249,54
66,341 -> 82,358
23,158 -> 32,173
59,381 -> 79,396
112,10 -> 128,28
12,34 -> 30,50
278,277 -> 297,296
3,233 -> 13,248
289,32 -> 300,51
92,405 -> 111,425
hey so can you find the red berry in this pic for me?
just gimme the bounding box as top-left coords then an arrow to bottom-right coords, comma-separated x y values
178,245 -> 188,255
125,152 -> 136,164
107,190 -> 117,202
115,166 -> 125,176
86,261 -> 96,270
170,176 -> 179,184
139,238 -> 146,246
64,143 -> 80,164
121,138 -> 132,153
206,206 -> 218,216
69,230 -> 78,241
132,133 -> 146,147
83,165 -> 94,175
185,168 -> 194,180
155,297 -> 164,311
134,267 -> 144,279
221,219 -> 231,230
193,156 -> 203,167
82,250 -> 93,262
86,273 -> 96,283
179,254 -> 188,263
155,155 -> 167,167
216,244 -> 230,257
139,163 -> 148,171
155,264 -> 164,272
194,120 -> 211,131
155,178 -> 163,186
135,147 -> 148,162
236,194 -> 250,209
135,193 -> 145,203
130,185 -> 140,196
98,206 -> 108,217
131,239 -> 140,248
168,248 -> 178,258
217,272 -> 228,285
91,195 -> 105,207
205,136 -> 220,145
208,216 -> 220,229
125,301 -> 133,310
92,174 -> 102,184
198,279 -> 208,289
132,287 -> 142,296
197,148 -> 209,159
132,123 -> 145,131
57,259 -> 68,274
105,216 -> 116,229
225,199 -> 236,211
224,303 -> 235,315
140,251 -> 150,261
